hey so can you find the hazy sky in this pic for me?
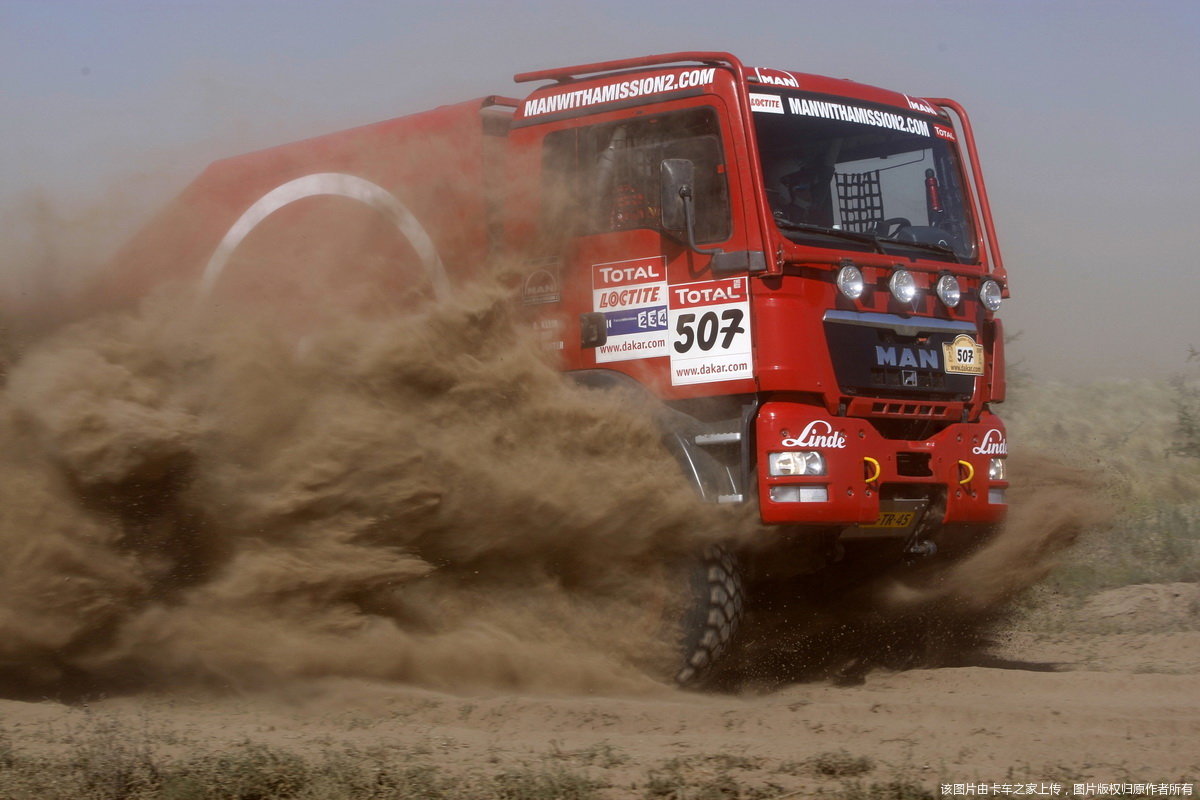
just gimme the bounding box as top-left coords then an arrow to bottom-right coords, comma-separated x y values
3,0 -> 1198,379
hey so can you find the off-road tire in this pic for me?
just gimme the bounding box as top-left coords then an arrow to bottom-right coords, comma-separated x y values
674,545 -> 744,687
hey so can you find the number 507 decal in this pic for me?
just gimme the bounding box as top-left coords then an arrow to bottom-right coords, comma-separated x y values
668,278 -> 753,385
673,309 -> 745,353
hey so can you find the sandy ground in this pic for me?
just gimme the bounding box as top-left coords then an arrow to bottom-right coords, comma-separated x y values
3,600 -> 1197,797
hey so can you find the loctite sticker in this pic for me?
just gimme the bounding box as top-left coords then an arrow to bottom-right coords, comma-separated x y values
592,256 -> 669,363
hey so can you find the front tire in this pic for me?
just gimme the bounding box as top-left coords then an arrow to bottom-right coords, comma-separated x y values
675,545 -> 745,687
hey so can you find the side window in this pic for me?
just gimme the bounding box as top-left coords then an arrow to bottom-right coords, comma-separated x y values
541,108 -> 731,245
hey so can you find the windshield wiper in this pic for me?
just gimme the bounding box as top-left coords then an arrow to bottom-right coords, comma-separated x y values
777,220 -> 964,262
876,238 -> 963,262
774,221 -> 882,251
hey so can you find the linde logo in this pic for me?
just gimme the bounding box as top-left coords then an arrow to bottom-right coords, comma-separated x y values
752,67 -> 800,88
595,262 -> 663,286
972,429 -> 1008,455
876,345 -> 940,369
782,420 -> 847,449
904,94 -> 938,116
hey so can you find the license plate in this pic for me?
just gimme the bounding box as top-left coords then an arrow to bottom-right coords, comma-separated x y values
942,334 -> 984,375
865,511 -> 916,529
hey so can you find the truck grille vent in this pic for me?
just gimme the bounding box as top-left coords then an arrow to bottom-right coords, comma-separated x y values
870,401 -> 949,418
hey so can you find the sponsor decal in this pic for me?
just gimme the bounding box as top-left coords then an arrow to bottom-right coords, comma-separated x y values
668,277 -> 752,386
876,345 -> 940,370
670,280 -> 748,308
782,420 -> 847,449
522,268 -> 561,305
749,92 -> 785,114
903,94 -> 939,116
751,67 -> 800,88
604,306 -> 667,336
533,318 -> 563,352
787,96 -> 931,137
972,428 -> 1008,456
522,68 -> 717,117
593,259 -> 665,288
942,334 -> 984,375
592,256 -> 669,363
933,123 -> 957,142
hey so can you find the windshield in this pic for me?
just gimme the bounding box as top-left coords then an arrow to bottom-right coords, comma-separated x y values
752,91 -> 978,262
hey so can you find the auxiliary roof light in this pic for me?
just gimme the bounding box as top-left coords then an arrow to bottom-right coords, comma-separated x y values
935,273 -> 961,308
889,268 -> 918,304
980,278 -> 1003,312
836,263 -> 864,300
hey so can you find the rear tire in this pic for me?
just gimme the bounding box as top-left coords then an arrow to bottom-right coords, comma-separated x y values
674,545 -> 745,687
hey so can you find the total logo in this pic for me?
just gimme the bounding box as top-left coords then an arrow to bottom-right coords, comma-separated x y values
972,429 -> 1008,455
782,420 -> 847,449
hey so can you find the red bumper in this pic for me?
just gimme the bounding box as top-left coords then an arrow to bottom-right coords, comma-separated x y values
755,401 -> 1008,526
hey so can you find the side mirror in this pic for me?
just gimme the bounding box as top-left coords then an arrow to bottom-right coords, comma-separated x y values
660,158 -> 695,233
660,158 -> 721,257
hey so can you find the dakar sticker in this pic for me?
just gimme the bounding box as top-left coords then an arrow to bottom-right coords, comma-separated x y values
668,277 -> 752,386
942,334 -> 985,375
592,256 -> 669,364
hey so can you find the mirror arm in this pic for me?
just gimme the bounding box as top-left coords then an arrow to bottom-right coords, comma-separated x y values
679,185 -> 723,256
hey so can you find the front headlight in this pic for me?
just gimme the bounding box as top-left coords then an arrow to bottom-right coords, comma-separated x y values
935,274 -> 961,308
988,457 -> 1007,481
980,279 -> 1003,312
836,263 -> 864,300
889,268 -> 918,304
768,451 -> 827,476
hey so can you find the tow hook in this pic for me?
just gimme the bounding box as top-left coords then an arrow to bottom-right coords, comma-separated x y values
902,495 -> 945,562
903,540 -> 938,558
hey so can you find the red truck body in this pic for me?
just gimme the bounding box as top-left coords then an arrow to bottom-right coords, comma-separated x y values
103,51 -> 1010,541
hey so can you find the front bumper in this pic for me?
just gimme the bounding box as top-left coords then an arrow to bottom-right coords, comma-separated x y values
755,400 -> 1008,527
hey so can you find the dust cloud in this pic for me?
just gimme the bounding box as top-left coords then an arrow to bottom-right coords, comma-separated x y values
716,453 -> 1106,688
0,276 -> 743,699
0,196 -> 1102,699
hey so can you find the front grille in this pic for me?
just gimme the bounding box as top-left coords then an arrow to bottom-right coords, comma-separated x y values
825,314 -> 977,401
868,400 -> 950,418
869,367 -> 948,391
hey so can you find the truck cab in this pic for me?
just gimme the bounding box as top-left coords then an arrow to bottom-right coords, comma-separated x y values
506,52 -> 1009,549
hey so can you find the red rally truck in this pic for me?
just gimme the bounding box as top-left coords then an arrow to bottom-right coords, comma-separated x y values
107,52 -> 1010,684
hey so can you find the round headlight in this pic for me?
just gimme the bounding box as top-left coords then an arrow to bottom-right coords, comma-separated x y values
935,274 -> 961,308
980,279 -> 1003,312
889,268 -> 917,304
836,264 -> 864,300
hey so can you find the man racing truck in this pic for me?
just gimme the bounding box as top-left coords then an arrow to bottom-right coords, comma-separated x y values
105,52 -> 1009,685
